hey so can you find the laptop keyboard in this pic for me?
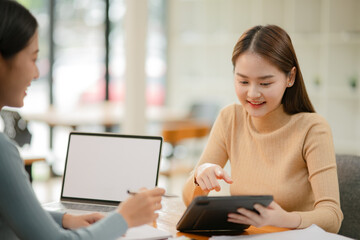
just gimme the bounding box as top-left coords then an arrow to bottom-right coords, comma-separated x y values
61,202 -> 117,212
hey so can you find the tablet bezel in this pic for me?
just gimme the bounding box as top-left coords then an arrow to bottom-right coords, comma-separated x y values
176,195 -> 274,235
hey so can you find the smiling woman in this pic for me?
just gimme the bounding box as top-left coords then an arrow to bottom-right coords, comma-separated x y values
231,25 -> 314,115
0,1 -> 164,239
0,33 -> 39,109
233,52 -> 295,120
0,0 -> 39,109
182,25 -> 343,234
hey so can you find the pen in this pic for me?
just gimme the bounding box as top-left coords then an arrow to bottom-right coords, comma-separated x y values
127,190 -> 177,198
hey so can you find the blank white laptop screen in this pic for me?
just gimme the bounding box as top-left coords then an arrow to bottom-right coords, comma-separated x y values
61,132 -> 162,202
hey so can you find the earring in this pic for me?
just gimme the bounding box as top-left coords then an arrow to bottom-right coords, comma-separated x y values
288,83 -> 292,86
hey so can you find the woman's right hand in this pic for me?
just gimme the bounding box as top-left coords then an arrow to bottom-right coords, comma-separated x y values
195,163 -> 233,192
117,187 -> 165,228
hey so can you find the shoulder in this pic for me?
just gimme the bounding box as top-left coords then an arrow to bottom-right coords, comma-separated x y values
294,112 -> 330,127
218,103 -> 245,121
0,132 -> 22,166
292,112 -> 332,135
213,103 -> 246,135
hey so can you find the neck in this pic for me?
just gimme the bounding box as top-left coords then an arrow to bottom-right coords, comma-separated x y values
250,104 -> 291,133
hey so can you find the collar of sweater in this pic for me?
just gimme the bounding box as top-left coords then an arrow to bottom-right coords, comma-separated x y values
249,104 -> 292,134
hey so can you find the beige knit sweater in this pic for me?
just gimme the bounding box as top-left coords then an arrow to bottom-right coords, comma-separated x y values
182,104 -> 343,233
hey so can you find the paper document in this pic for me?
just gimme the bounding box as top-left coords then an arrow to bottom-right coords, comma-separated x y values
209,224 -> 352,240
119,224 -> 172,240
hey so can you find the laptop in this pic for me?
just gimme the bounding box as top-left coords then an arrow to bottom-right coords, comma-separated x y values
43,131 -> 163,214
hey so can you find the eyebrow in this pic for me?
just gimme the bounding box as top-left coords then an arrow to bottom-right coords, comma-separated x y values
236,73 -> 274,80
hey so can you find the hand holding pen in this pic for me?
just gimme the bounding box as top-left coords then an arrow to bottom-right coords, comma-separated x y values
117,187 -> 165,228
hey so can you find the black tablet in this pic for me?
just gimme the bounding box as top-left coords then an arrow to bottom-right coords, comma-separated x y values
176,195 -> 273,236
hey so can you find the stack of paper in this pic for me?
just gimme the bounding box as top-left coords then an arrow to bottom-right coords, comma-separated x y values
209,225 -> 352,240
119,224 -> 172,240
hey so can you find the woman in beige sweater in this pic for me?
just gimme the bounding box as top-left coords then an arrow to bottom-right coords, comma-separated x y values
182,25 -> 343,233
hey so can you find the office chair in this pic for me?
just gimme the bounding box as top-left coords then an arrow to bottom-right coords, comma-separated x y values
336,154 -> 360,239
188,101 -> 220,126
0,109 -> 32,147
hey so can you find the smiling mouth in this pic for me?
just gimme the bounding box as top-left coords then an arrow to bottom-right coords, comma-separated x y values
247,101 -> 265,107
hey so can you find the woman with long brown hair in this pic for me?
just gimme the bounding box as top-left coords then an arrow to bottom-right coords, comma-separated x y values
182,25 -> 343,233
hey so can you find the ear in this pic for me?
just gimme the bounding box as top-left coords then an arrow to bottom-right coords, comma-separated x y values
287,67 -> 296,87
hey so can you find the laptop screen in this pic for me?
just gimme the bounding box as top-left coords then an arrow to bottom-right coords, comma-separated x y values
61,132 -> 162,203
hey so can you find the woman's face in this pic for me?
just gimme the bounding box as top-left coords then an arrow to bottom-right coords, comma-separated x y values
0,31 -> 39,109
234,51 -> 294,119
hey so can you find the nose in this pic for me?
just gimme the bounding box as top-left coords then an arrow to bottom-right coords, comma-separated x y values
247,85 -> 261,99
34,64 -> 40,80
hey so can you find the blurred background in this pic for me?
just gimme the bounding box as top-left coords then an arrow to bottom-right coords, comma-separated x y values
1,0 -> 359,201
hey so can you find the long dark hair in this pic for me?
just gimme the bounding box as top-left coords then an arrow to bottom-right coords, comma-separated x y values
0,0 -> 38,59
232,25 -> 315,114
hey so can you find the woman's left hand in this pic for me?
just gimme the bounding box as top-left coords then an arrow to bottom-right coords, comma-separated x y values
62,212 -> 105,229
227,201 -> 301,229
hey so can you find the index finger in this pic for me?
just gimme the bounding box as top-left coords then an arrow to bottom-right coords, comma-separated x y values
214,167 -> 226,179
